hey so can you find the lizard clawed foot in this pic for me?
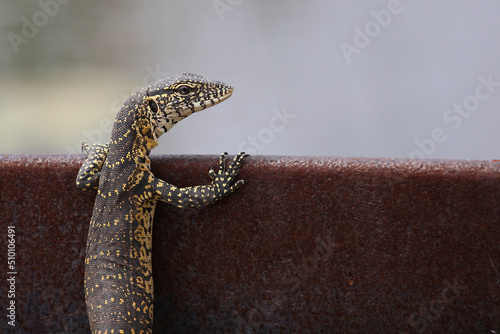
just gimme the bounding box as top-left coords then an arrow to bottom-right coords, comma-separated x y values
209,152 -> 248,200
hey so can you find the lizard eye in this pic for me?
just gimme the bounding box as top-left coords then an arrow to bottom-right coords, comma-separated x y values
177,85 -> 191,95
148,99 -> 158,113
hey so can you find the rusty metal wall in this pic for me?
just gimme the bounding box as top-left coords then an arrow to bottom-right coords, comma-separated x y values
0,155 -> 498,333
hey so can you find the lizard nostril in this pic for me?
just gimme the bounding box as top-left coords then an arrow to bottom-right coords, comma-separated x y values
148,100 -> 158,113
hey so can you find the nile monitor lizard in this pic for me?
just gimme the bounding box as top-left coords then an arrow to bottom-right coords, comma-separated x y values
76,73 -> 247,333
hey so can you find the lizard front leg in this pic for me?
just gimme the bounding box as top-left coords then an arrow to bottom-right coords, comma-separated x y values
76,141 -> 109,190
152,152 -> 247,209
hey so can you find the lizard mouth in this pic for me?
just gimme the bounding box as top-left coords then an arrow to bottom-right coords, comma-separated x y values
192,88 -> 233,112
212,89 -> 233,105
218,88 -> 233,101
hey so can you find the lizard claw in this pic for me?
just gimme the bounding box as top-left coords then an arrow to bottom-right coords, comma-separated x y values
81,141 -> 90,155
208,168 -> 216,179
218,152 -> 228,173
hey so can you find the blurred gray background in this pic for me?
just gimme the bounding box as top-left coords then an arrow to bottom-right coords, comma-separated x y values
1,0 -> 499,159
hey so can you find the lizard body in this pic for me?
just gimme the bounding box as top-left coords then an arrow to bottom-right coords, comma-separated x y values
76,73 -> 246,333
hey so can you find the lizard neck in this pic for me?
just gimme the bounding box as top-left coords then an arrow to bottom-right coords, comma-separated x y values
108,94 -> 158,169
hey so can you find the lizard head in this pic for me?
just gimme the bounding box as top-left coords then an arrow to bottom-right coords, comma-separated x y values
143,73 -> 233,138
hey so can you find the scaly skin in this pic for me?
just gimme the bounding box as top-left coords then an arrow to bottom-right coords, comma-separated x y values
76,73 -> 247,333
